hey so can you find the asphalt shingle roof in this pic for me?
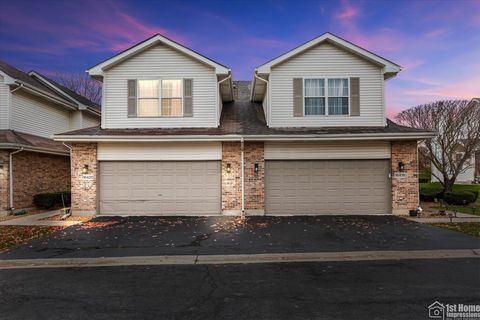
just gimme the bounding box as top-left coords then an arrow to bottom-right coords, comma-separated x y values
0,59 -> 100,111
59,81 -> 429,137
0,60 -> 63,97
0,130 -> 68,153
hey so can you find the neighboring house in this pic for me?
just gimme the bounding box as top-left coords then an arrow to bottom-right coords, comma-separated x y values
431,98 -> 480,184
0,60 -> 101,214
55,33 -> 434,217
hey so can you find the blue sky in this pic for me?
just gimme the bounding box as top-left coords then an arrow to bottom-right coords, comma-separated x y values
0,0 -> 479,116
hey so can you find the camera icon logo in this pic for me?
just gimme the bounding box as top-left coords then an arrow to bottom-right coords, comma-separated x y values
428,301 -> 445,319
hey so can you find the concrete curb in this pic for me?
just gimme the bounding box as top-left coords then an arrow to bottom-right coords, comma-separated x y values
0,249 -> 479,270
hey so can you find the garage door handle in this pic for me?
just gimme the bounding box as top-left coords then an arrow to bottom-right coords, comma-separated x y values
158,194 -> 162,196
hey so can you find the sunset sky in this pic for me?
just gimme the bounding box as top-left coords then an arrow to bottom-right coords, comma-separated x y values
0,0 -> 479,117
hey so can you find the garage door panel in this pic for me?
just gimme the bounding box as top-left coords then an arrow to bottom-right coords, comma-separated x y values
99,161 -> 220,215
266,160 -> 391,215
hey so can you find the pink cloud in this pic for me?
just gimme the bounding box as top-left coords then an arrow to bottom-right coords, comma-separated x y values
335,1 -> 360,22
424,28 -> 449,38
0,1 -> 188,55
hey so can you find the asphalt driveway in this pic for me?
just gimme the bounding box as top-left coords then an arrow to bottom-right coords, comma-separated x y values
1,259 -> 479,320
1,215 -> 478,259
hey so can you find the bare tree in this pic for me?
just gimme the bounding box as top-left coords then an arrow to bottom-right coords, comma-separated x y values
396,100 -> 480,192
55,72 -> 102,104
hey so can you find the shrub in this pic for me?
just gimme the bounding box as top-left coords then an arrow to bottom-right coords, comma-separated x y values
419,187 -> 443,202
443,191 -> 478,205
418,171 -> 431,183
33,192 -> 71,209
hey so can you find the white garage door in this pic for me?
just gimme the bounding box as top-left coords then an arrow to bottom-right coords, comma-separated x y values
265,160 -> 391,215
99,161 -> 221,215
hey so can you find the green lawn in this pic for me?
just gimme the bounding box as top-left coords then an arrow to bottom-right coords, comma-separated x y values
432,222 -> 480,237
420,183 -> 480,215
420,182 -> 480,204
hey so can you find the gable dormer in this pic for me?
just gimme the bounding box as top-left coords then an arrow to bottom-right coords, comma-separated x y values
88,34 -> 232,129
251,33 -> 401,128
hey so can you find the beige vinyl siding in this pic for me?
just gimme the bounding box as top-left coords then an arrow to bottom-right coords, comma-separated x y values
83,112 -> 100,128
69,111 -> 83,130
0,75 -> 10,129
97,142 -> 222,161
103,44 -> 217,128
264,141 -> 391,160
11,91 -> 70,138
269,43 -> 384,127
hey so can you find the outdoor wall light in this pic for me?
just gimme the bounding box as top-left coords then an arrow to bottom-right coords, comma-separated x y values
82,164 -> 89,174
398,161 -> 405,172
226,163 -> 231,173
254,163 -> 259,173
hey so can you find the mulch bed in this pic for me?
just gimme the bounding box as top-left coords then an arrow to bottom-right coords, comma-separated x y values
0,226 -> 64,252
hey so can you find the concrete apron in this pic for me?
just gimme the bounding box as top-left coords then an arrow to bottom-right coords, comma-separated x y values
1,249 -> 479,270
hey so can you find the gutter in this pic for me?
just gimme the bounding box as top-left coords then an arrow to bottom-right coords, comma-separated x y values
10,83 -> 24,93
11,81 -> 78,110
54,131 -> 436,142
9,148 -> 23,211
0,145 -> 69,156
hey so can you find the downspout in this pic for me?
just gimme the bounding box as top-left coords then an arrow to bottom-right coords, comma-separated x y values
241,137 -> 245,216
9,148 -> 24,211
10,83 -> 24,93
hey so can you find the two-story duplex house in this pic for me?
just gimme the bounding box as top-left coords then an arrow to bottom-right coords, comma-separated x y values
0,60 -> 101,214
55,33 -> 435,216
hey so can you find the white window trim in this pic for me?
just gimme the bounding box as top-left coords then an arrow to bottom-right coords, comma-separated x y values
302,77 -> 350,117
136,78 -> 184,118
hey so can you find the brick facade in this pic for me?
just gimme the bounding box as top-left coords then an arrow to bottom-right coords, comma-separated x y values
0,150 -> 70,213
221,142 -> 265,215
391,140 -> 419,215
12,151 -> 70,209
71,143 -> 98,215
244,142 -> 265,213
221,142 -> 241,213
0,151 -> 9,214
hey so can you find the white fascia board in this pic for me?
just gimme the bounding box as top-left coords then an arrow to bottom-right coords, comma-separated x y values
88,35 -> 230,76
0,144 -> 69,156
0,70 -> 77,110
54,135 -> 243,142
256,33 -> 401,75
54,132 -> 436,142
0,70 -> 16,84
29,71 -> 82,107
13,81 -> 78,110
243,132 -> 436,141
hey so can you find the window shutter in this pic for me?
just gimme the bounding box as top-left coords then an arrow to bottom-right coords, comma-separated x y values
350,77 -> 360,116
127,79 -> 137,117
183,79 -> 193,117
293,78 -> 303,117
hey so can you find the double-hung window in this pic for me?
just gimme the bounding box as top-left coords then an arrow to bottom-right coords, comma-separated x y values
138,80 -> 160,117
328,78 -> 349,115
162,80 -> 183,116
137,79 -> 183,117
304,78 -> 349,116
304,79 -> 325,115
